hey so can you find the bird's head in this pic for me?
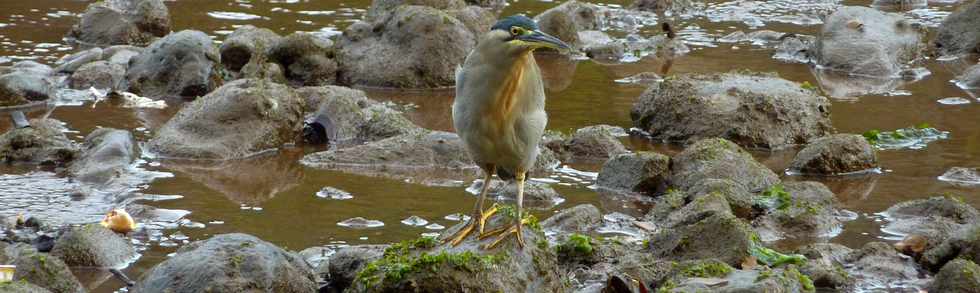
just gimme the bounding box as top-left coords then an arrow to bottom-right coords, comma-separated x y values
489,15 -> 572,55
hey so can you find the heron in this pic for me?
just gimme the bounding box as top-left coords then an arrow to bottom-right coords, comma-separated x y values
448,15 -> 571,249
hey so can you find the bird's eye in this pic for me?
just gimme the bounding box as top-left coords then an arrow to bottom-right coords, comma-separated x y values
510,27 -> 522,36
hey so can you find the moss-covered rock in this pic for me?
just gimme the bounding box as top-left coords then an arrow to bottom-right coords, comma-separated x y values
788,134 -> 878,175
752,181 -> 841,240
552,125 -> 629,163
922,223 -> 980,272
647,210 -> 755,266
929,258 -> 980,293
670,138 -> 780,193
50,224 -> 136,268
795,243 -> 854,291
597,151 -> 670,196
5,244 -> 84,293
326,245 -> 388,292
0,119 -> 79,166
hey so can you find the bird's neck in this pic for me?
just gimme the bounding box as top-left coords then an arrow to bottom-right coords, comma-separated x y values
488,52 -> 535,123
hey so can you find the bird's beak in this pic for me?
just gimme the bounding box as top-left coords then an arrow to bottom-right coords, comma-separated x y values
518,30 -> 572,54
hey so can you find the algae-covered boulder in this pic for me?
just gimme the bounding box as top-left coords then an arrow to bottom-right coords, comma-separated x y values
326,245 -> 388,292
135,233 -> 317,292
50,224 -> 137,268
788,134 -> 878,175
4,244 -> 84,293
0,119 -> 79,166
752,182 -> 842,240
596,152 -> 670,196
632,71 -> 834,150
929,259 -> 980,293
147,79 -> 303,160
669,138 -> 780,193
646,210 -> 755,266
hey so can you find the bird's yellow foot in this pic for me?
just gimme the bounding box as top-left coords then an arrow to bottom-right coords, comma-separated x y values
448,205 -> 499,246
483,218 -> 529,250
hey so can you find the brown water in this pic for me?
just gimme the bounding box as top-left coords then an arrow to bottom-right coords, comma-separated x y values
1,0 -> 979,291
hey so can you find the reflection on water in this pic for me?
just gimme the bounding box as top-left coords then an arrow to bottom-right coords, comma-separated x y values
161,150 -> 305,206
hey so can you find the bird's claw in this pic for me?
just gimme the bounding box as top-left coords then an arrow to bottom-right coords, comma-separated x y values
447,205 -> 499,246
482,219 -> 527,250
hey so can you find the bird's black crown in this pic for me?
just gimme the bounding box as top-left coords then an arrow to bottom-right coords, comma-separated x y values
491,15 -> 539,32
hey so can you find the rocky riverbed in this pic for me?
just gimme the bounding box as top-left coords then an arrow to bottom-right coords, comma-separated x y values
0,0 -> 979,292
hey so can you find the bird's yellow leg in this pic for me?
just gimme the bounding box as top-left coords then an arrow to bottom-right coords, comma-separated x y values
483,170 -> 528,249
448,166 -> 498,246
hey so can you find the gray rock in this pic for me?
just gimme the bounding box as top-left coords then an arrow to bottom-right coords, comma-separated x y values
355,213 -> 564,292
929,259 -> 980,293
66,0 -> 170,47
125,30 -> 222,99
0,281 -> 53,293
0,119 -> 79,165
648,191 -> 733,229
665,266 -> 812,293
0,62 -> 55,106
796,243 -> 854,291
146,79 -> 303,160
686,179 -> 759,220
885,196 -> 979,224
773,34 -> 815,63
220,25 -> 282,73
631,71 -> 834,150
554,125 -> 629,162
366,0 -> 466,21
68,60 -> 126,90
326,245 -> 387,291
935,0 -> 980,56
752,181 -> 842,240
631,0 -> 697,14
922,222 -> 980,272
814,6 -> 922,77
845,242 -> 926,286
540,204 -> 602,234
301,130 -> 559,185
789,134 -> 878,176
959,64 -> 980,89
670,138 -> 780,193
54,48 -> 104,73
5,244 -> 84,293
646,210 -> 755,266
135,233 -> 317,292
299,86 -> 421,145
50,224 -> 137,268
268,32 -> 336,86
104,45 -> 144,67
67,128 -> 138,185
466,179 -> 563,208
596,152 -> 670,196
534,1 -> 601,47
336,5 -> 494,88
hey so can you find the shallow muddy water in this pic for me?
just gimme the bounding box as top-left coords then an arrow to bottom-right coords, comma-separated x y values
1,0 -> 979,291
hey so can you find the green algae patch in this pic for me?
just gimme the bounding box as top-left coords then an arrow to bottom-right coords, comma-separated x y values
354,236 -> 507,287
676,260 -> 734,278
749,244 -> 807,267
557,233 -> 594,256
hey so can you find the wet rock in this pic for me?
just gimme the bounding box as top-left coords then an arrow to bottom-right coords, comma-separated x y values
596,152 -> 670,196
631,71 -> 834,150
50,224 -> 136,268
540,204 -> 601,234
0,119 -> 79,165
686,179 -> 759,220
135,233 -> 317,292
929,259 -> 980,293
646,210 -> 755,266
882,196 -> 979,251
935,0 -> 980,56
466,179 -> 563,207
752,181 -> 841,240
104,44 -> 144,61
66,0 -> 170,47
366,0 -> 467,21
670,138 -> 780,193
326,245 -> 387,291
336,5 -> 493,88
939,166 -> 980,185
0,61 -> 55,106
814,6 -> 922,77
844,242 -> 927,288
773,34 -> 815,64
68,61 -> 126,90
958,64 -> 980,89
301,130 -> 559,185
553,125 -> 629,162
355,215 -> 564,292
921,223 -> 980,271
796,243 -> 854,291
580,31 -> 625,61
268,32 -> 337,86
534,1 -> 601,47
5,244 -> 85,293
631,0 -> 697,14
67,128 -> 137,185
220,25 -> 282,73
298,86 -> 420,145
664,265 -> 812,293
147,79 -> 303,160
647,191 -> 733,229
125,30 -> 222,99
0,281 -> 52,293
788,134 -> 878,176
54,48 -> 104,73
